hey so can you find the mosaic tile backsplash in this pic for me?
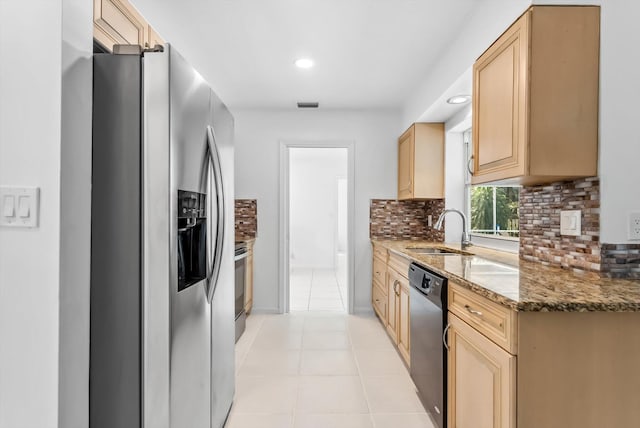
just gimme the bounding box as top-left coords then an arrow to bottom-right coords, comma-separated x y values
600,244 -> 640,279
370,199 -> 445,241
235,199 -> 257,241
519,177 -> 601,273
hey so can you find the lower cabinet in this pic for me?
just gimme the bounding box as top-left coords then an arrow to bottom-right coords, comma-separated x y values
243,240 -> 254,314
398,282 -> 410,363
371,243 -> 410,367
448,280 -> 640,428
448,313 -> 516,428
386,268 -> 401,344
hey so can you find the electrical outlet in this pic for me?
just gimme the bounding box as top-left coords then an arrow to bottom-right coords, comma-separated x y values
428,215 -> 433,227
629,213 -> 640,240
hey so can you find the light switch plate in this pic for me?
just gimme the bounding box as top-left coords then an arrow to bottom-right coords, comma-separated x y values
0,186 -> 39,228
560,210 -> 581,236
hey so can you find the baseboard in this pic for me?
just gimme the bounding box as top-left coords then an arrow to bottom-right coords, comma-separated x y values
353,306 -> 374,315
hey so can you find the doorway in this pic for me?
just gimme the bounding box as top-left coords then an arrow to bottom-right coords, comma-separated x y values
279,142 -> 354,314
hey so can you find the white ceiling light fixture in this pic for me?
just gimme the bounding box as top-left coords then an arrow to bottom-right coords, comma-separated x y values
294,58 -> 314,69
446,95 -> 471,105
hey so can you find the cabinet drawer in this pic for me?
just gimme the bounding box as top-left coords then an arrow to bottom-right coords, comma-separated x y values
372,283 -> 387,320
449,282 -> 517,354
388,252 -> 410,279
373,244 -> 388,262
373,257 -> 387,286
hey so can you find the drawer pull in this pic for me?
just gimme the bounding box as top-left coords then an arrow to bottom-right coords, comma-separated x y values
393,280 -> 401,296
465,304 -> 483,317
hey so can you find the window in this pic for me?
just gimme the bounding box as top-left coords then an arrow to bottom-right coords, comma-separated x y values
463,129 -> 520,240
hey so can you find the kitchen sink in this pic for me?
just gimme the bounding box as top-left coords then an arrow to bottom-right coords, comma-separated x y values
405,247 -> 469,255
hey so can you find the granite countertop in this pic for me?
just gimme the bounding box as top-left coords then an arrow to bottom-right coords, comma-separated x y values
373,239 -> 640,312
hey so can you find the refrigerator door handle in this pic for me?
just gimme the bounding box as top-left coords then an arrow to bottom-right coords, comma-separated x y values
205,125 -> 225,303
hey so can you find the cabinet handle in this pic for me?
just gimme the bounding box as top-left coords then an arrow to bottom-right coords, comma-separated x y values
393,280 -> 401,296
464,304 -> 483,317
443,323 -> 451,352
467,155 -> 475,175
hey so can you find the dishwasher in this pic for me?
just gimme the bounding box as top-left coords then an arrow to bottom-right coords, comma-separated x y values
409,262 -> 448,428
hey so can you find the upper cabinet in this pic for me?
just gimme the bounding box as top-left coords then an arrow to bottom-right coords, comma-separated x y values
472,6 -> 600,185
94,0 -> 165,52
398,123 -> 444,200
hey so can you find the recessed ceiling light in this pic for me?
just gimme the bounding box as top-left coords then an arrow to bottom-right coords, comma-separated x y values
295,58 -> 314,69
447,95 -> 471,105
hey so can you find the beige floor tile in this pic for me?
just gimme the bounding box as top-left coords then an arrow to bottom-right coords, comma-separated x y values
251,329 -> 303,350
296,376 -> 368,414
238,349 -> 301,376
353,349 -> 408,376
226,413 -> 294,428
361,376 -> 425,413
293,413 -> 374,428
309,287 -> 342,298
349,325 -> 395,350
304,315 -> 348,331
308,298 -> 345,311
302,330 -> 350,349
233,375 -> 298,413
371,413 -> 435,428
300,350 -> 358,375
260,314 -> 305,332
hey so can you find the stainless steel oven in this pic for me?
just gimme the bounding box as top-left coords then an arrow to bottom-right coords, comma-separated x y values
234,243 -> 248,342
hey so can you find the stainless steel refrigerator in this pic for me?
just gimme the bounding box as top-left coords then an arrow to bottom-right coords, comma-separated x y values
91,44 -> 235,428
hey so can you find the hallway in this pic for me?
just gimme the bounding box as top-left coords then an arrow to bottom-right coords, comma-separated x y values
289,268 -> 348,312
227,312 -> 433,428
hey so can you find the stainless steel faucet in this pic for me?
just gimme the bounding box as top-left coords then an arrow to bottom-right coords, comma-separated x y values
434,209 -> 472,249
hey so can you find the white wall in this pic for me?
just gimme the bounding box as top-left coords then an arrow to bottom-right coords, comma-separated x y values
289,148 -> 347,270
0,2 -> 62,426
0,1 -> 92,427
443,107 -> 470,245
402,0 -> 530,129
234,109 -> 400,312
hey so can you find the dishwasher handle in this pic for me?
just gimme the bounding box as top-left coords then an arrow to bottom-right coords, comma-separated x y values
443,322 -> 451,352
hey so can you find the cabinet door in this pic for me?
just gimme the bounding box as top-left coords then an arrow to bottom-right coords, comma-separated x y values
472,12 -> 528,183
398,282 -> 410,366
244,248 -> 253,314
397,126 -> 414,200
94,0 -> 148,51
372,282 -> 387,321
448,313 -> 516,428
147,25 -> 165,49
386,271 -> 400,344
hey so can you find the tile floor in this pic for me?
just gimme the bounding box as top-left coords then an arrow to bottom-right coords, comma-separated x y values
227,311 -> 434,428
289,268 -> 348,312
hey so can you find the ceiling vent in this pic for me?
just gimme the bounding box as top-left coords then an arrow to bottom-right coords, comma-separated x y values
297,102 -> 319,109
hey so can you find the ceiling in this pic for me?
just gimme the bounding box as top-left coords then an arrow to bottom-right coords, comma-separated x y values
133,0 -> 480,111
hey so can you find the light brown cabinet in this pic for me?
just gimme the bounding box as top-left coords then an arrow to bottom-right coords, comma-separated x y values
94,0 -> 165,52
398,123 -> 444,200
448,313 -> 516,428
386,268 -> 401,344
371,243 -> 388,321
472,6 -> 599,185
448,281 -> 640,428
397,281 -> 410,363
243,241 -> 254,314
371,243 -> 411,366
